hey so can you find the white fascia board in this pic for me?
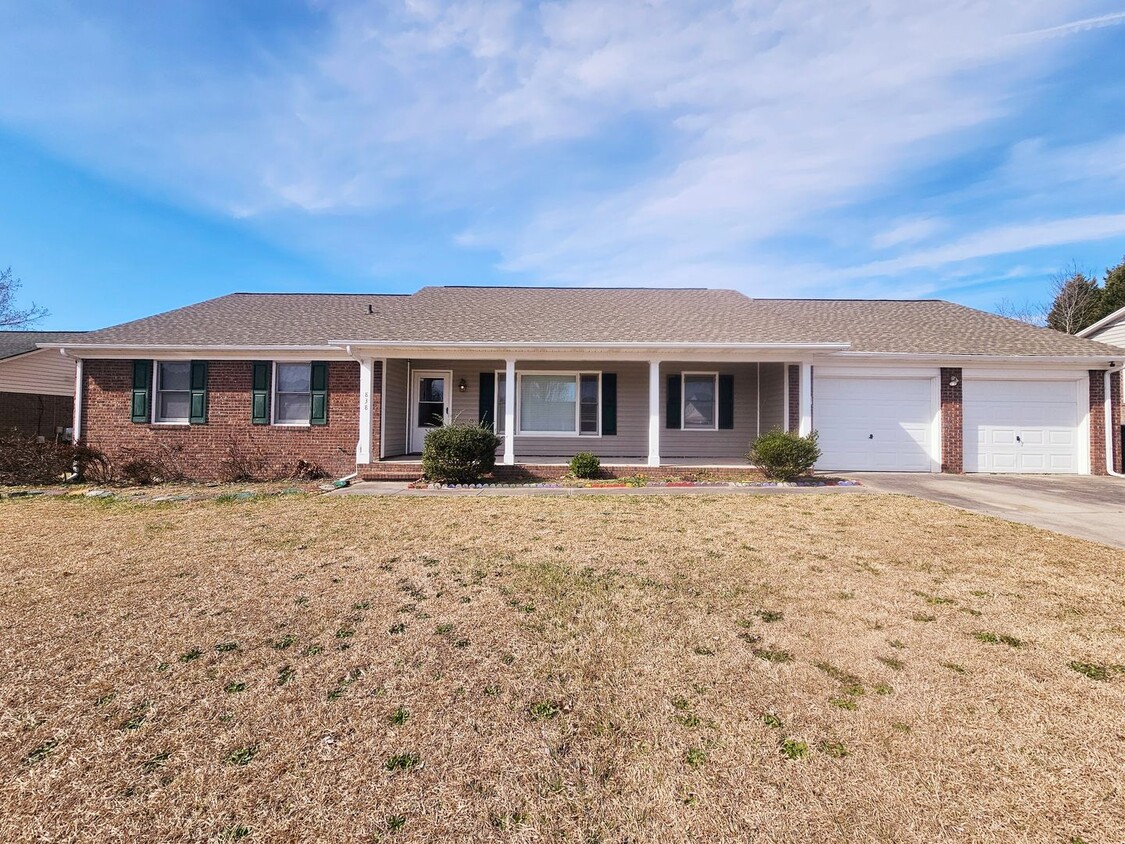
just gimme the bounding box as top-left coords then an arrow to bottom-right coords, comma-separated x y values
822,352 -> 1123,368
1077,305 -> 1125,338
327,340 -> 851,362
37,343 -> 351,361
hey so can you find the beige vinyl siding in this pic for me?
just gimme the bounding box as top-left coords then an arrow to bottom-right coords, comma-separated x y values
660,361 -> 782,459
397,359 -> 648,458
758,362 -> 786,432
0,349 -> 76,396
383,358 -> 788,461
1088,320 -> 1125,349
383,359 -> 409,457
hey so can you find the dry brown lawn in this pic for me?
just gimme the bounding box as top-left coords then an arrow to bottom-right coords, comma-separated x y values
1,492 -> 1124,843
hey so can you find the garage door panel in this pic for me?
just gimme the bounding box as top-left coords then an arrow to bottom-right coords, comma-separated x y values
816,376 -> 935,472
963,379 -> 1081,474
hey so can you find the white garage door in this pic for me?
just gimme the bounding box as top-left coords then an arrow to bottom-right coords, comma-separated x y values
964,379 -> 1081,474
815,377 -> 935,471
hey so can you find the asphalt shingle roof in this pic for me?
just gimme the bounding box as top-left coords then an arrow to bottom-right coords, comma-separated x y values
57,287 -> 1123,358
0,331 -> 86,361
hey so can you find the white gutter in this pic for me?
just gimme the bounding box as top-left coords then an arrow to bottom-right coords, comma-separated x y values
1104,366 -> 1125,478
328,339 -> 852,351
831,352 -> 1122,366
38,343 -> 340,354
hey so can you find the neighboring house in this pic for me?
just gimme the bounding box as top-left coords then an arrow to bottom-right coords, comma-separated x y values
38,286 -> 1124,479
0,331 -> 84,439
1078,306 -> 1125,467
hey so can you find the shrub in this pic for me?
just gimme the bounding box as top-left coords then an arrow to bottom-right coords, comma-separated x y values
0,430 -> 77,484
748,429 -> 821,481
568,452 -> 600,479
421,423 -> 501,484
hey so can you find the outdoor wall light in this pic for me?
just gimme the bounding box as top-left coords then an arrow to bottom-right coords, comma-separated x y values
458,379 -> 467,392
949,376 -> 959,387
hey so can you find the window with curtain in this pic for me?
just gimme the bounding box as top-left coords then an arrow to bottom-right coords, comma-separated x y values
155,362 -> 191,422
682,373 -> 717,430
275,363 -> 312,424
521,374 -> 577,433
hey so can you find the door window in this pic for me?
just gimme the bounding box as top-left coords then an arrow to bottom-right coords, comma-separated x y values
417,377 -> 445,428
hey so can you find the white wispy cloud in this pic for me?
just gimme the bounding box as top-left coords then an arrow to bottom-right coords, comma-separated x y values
0,0 -> 1122,300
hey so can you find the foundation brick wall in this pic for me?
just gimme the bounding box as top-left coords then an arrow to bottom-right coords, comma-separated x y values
0,391 -> 73,439
939,368 -> 963,474
1089,370 -> 1122,476
81,360 -> 366,480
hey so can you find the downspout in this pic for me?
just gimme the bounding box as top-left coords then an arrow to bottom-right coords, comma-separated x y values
1103,366 -> 1125,478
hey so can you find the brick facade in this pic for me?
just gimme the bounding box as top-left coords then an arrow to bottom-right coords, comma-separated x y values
787,364 -> 799,433
939,368 -> 963,473
81,360 -> 364,480
0,391 -> 73,439
1088,370 -> 1122,476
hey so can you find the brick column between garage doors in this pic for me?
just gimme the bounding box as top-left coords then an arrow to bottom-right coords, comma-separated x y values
1089,370 -> 1121,476
940,368 -> 963,474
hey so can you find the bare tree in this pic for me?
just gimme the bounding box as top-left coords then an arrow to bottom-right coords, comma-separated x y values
994,297 -> 1047,327
1045,261 -> 1102,334
0,267 -> 49,329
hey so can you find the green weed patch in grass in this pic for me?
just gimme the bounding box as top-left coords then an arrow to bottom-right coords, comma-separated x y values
753,647 -> 793,664
529,700 -> 561,720
779,737 -> 808,760
226,745 -> 258,766
384,752 -> 421,772
23,739 -> 58,765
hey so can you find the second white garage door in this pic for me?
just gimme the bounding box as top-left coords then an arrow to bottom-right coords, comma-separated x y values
815,376 -> 936,472
963,379 -> 1082,473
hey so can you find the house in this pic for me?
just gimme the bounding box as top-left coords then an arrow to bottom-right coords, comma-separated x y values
0,331 -> 84,440
1078,306 -> 1125,466
38,286 -> 1124,480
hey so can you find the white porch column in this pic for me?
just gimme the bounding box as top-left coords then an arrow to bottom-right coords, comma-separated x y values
648,359 -> 661,467
356,357 -> 373,464
799,361 -> 813,436
503,358 -> 516,465
72,356 -> 83,443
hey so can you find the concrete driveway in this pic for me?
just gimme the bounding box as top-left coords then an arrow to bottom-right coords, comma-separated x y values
858,473 -> 1125,549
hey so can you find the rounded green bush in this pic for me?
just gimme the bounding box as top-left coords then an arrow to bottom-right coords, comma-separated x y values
568,451 -> 601,479
421,423 -> 502,484
748,429 -> 821,481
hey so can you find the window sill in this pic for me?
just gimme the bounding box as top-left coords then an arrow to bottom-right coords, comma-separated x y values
513,431 -> 601,438
272,422 -> 312,428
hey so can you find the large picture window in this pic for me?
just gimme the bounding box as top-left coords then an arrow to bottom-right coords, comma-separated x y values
274,362 -> 312,425
155,361 -> 191,423
495,371 -> 600,436
682,373 -> 718,430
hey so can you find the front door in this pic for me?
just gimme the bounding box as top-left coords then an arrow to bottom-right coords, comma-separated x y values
411,371 -> 451,453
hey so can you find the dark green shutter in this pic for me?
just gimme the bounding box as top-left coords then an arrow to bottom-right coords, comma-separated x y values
601,373 -> 617,435
189,361 -> 208,424
251,362 -> 270,425
718,374 -> 734,430
666,374 -> 681,429
310,361 -> 328,426
479,372 -> 496,429
131,360 -> 151,423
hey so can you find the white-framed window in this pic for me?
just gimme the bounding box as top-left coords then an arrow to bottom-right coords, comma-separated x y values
495,370 -> 600,436
273,362 -> 312,426
154,361 -> 191,423
682,372 -> 718,431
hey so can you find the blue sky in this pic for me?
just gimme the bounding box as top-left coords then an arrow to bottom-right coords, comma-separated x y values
3,1 -> 1125,331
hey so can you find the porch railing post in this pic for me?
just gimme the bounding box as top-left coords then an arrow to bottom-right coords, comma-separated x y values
648,359 -> 661,467
503,358 -> 516,465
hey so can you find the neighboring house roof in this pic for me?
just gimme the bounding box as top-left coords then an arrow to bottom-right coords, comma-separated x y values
44,287 -> 1124,358
0,331 -> 86,361
1077,305 -> 1125,340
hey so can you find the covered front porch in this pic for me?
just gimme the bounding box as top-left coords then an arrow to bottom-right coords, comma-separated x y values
350,351 -> 817,475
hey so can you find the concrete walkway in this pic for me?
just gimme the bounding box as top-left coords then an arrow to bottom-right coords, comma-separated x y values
333,481 -> 871,498
858,473 -> 1125,549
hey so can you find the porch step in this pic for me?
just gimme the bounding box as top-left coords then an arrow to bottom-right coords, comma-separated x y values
357,462 -> 766,482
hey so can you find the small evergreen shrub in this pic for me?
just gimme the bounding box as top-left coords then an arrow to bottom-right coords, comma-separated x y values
421,423 -> 501,483
748,429 -> 821,480
568,452 -> 601,479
